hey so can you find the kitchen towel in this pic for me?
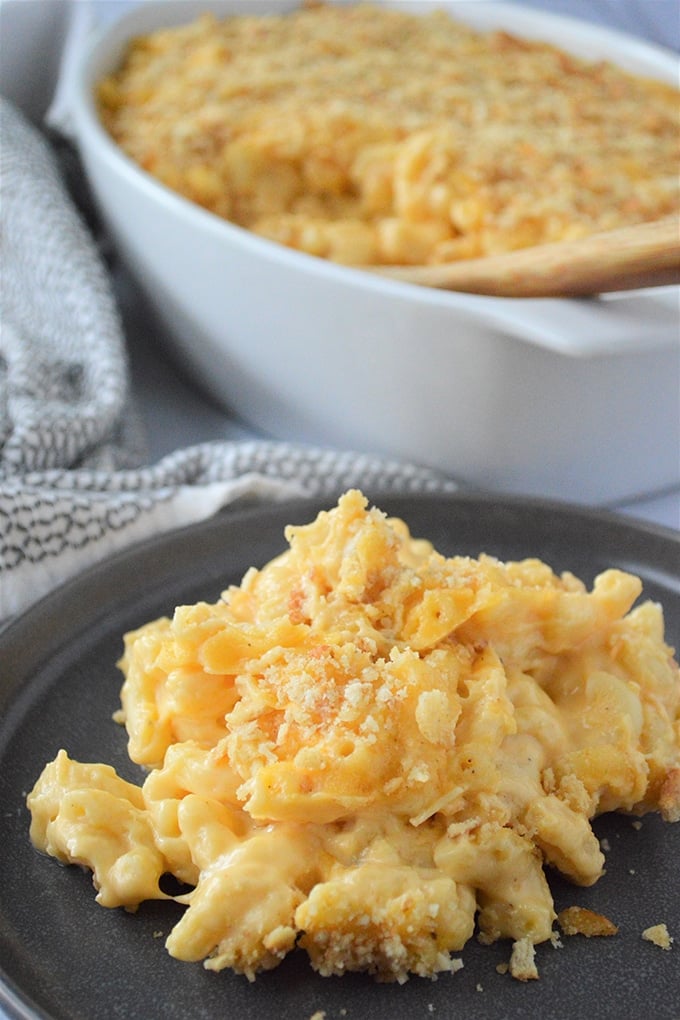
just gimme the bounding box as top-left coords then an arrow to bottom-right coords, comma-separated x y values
0,99 -> 457,625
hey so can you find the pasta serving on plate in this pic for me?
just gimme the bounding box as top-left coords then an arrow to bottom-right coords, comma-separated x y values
28,491 -> 680,982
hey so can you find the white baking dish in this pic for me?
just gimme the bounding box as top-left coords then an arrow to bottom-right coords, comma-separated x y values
69,0 -> 680,503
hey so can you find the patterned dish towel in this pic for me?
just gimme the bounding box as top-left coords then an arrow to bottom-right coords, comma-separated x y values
0,100 -> 457,625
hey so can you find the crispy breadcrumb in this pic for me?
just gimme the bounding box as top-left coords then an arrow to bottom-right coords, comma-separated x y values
557,906 -> 619,938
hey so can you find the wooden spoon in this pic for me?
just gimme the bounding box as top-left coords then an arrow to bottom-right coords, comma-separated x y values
365,215 -> 680,297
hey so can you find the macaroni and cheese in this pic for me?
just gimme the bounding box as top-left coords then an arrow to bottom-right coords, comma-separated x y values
96,3 -> 680,266
28,491 -> 680,981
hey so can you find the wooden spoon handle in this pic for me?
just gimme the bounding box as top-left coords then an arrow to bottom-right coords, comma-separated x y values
369,215 -> 680,297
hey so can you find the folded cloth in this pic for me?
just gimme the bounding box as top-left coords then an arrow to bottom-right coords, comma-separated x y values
0,100 -> 457,625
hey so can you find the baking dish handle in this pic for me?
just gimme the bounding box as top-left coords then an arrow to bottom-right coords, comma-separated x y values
483,286 -> 679,357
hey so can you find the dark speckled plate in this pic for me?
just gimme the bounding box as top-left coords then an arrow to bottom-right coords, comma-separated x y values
1,493 -> 679,1020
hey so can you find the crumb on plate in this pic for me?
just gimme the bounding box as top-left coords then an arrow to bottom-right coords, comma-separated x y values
642,924 -> 673,950
557,906 -> 619,938
509,938 -> 539,981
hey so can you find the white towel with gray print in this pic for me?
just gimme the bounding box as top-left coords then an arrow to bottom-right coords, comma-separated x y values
0,100 -> 457,624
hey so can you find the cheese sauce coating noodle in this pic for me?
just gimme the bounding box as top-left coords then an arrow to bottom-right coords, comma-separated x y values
28,491 -> 680,981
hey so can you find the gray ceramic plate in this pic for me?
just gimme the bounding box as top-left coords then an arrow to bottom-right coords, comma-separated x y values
1,493 -> 679,1020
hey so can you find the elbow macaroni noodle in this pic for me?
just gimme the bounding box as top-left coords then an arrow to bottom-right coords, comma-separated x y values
28,491 -> 680,981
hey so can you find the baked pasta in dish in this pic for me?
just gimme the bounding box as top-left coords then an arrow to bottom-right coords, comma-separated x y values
96,4 -> 680,266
